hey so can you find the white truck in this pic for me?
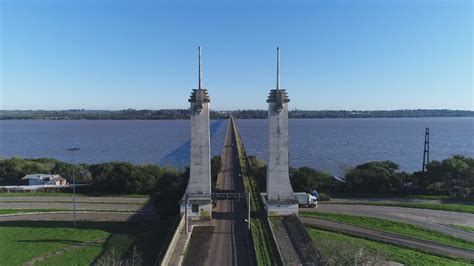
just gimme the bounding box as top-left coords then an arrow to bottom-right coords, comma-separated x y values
294,192 -> 317,208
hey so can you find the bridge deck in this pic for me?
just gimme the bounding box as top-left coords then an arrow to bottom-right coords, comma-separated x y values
182,118 -> 255,266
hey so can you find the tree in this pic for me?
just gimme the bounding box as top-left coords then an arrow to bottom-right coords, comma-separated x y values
211,156 -> 221,191
344,161 -> 402,193
290,167 -> 333,192
417,156 -> 474,197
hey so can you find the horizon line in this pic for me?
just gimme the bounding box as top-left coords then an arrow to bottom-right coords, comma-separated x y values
1,108 -> 473,112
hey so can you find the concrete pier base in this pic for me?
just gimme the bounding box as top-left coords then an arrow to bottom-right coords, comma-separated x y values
266,201 -> 299,216
180,199 -> 212,220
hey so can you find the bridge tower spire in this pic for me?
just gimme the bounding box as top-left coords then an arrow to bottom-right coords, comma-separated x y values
266,47 -> 298,216
181,47 -> 212,220
198,46 -> 202,90
276,47 -> 280,91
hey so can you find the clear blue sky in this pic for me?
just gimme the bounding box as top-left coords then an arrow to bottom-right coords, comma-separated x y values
1,0 -> 472,110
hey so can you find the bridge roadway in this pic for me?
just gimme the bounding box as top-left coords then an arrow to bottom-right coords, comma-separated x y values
204,118 -> 254,265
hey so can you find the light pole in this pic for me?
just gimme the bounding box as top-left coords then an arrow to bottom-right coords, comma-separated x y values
66,147 -> 80,227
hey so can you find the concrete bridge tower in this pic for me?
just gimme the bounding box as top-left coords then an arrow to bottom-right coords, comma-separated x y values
266,47 -> 298,216
180,47 -> 212,220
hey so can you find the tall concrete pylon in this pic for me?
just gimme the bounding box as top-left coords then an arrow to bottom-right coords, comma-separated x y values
180,47 -> 212,220
266,47 -> 298,216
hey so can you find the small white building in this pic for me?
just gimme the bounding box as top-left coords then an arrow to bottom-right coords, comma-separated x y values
21,174 -> 67,186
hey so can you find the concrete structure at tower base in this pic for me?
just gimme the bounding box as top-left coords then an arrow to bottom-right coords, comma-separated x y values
180,194 -> 212,220
266,201 -> 299,216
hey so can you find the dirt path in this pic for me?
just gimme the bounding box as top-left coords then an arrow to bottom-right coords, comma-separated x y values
301,217 -> 474,262
306,204 -> 474,242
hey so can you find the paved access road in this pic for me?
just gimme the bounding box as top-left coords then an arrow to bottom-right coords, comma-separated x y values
329,197 -> 474,206
306,204 -> 474,242
0,195 -> 155,222
0,211 -> 158,222
301,217 -> 474,262
0,196 -> 148,204
0,196 -> 152,212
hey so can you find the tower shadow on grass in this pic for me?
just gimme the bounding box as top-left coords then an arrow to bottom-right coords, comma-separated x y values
0,201 -> 176,265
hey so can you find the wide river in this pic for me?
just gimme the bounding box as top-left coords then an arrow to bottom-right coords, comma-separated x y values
1,118 -> 472,175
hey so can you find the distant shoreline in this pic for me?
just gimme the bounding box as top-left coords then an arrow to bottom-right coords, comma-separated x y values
1,109 -> 473,120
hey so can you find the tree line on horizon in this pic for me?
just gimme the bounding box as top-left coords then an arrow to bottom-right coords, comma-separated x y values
1,155 -> 473,199
1,109 -> 473,120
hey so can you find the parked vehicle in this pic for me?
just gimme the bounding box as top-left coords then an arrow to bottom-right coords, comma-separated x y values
294,192 -> 317,208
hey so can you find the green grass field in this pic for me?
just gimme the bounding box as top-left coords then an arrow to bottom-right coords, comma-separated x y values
301,211 -> 474,250
0,222 -> 108,265
306,227 -> 470,265
0,219 -> 175,265
321,201 -> 474,214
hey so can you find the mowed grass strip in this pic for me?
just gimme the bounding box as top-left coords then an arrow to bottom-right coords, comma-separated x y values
306,227 -> 470,265
321,201 -> 474,214
301,211 -> 474,250
451,225 -> 474,233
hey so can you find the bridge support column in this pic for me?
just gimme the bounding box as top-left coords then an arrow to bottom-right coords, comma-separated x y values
266,48 -> 298,216
180,47 -> 212,220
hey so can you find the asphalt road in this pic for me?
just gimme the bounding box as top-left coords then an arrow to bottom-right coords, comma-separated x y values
204,118 -> 254,266
0,196 -> 148,203
306,205 -> 474,242
0,196 -> 152,212
301,217 -> 474,262
0,202 -> 143,211
329,197 -> 474,206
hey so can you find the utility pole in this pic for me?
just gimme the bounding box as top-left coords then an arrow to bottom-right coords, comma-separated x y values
66,147 -> 80,227
422,128 -> 430,173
